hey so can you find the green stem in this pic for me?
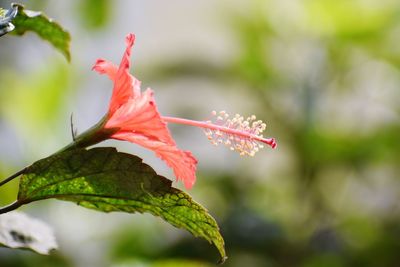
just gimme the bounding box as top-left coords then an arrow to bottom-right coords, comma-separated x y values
0,200 -> 23,214
0,167 -> 27,188
56,115 -> 110,153
0,170 -> 26,214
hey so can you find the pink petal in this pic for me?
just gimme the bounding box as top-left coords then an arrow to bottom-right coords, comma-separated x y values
105,88 -> 198,189
96,33 -> 199,189
105,89 -> 171,143
111,133 -> 198,189
92,59 -> 118,80
93,33 -> 140,115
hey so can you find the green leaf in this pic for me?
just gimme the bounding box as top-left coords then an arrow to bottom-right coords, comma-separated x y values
0,211 -> 58,254
10,3 -> 71,61
16,147 -> 226,262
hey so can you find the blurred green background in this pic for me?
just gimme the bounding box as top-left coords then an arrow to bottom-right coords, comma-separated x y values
1,0 -> 400,266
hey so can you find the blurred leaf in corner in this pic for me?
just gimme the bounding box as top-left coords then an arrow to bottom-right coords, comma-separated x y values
77,0 -> 112,30
0,211 -> 57,254
0,3 -> 71,61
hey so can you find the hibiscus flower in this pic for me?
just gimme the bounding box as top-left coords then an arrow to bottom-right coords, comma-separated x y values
69,33 -> 276,189
88,34 -> 198,189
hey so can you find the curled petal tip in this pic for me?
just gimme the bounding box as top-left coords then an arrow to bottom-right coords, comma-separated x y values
125,33 -> 136,46
92,59 -> 105,71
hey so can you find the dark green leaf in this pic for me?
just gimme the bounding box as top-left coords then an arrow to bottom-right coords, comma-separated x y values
17,147 -> 226,262
10,3 -> 71,61
0,211 -> 57,254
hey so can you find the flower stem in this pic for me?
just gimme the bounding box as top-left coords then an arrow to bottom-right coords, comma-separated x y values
0,167 -> 27,188
162,116 -> 276,148
0,168 -> 27,214
0,200 -> 22,214
56,115 -> 117,154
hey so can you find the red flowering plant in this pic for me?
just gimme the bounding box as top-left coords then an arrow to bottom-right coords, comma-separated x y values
67,33 -> 276,189
0,30 -> 276,262
66,34 -> 198,189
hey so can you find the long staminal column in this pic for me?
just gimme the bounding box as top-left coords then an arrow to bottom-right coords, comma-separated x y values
162,111 -> 276,156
